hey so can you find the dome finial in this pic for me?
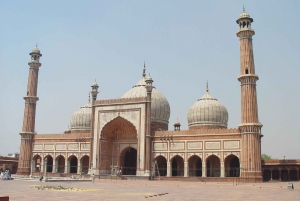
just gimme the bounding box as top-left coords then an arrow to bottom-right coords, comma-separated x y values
88,92 -> 91,103
143,62 -> 146,77
206,81 -> 209,92
243,5 -> 245,12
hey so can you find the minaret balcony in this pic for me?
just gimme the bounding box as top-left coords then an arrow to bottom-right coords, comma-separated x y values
23,96 -> 39,102
237,74 -> 259,83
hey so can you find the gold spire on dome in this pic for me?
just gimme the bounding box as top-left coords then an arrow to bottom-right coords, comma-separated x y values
143,62 -> 146,77
206,81 -> 209,92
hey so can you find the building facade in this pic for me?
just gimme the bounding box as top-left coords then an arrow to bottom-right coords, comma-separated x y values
17,10 -> 269,182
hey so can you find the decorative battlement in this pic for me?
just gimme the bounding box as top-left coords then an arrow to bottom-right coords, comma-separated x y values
95,97 -> 147,105
34,132 -> 90,139
155,128 -> 239,136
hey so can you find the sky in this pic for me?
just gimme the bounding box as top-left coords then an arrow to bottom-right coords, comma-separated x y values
0,1 -> 299,159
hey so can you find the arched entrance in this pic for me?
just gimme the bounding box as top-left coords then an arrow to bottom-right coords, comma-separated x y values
33,155 -> 41,172
69,156 -> 78,173
45,155 -> 53,173
188,155 -> 202,177
206,155 -> 220,177
81,156 -> 89,174
154,156 -> 167,176
263,169 -> 271,181
120,147 -> 137,175
171,156 -> 184,177
281,168 -> 288,181
224,155 -> 240,177
56,155 -> 65,173
272,169 -> 279,180
290,168 -> 298,181
100,117 -> 138,175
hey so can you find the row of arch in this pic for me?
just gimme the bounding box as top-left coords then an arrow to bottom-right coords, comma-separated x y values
263,168 -> 300,181
32,154 -> 89,174
155,154 -> 240,177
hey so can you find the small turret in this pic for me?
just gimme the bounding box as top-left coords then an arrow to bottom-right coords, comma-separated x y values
91,80 -> 99,102
174,119 -> 181,131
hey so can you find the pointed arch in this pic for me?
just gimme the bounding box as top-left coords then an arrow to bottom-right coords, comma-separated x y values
44,155 -> 53,173
80,155 -> 89,174
32,154 -> 42,172
101,116 -> 137,140
55,155 -> 65,173
171,155 -> 184,177
153,155 -> 167,176
206,155 -> 220,177
100,116 -> 138,173
224,154 -> 240,177
68,155 -> 78,174
188,155 -> 202,177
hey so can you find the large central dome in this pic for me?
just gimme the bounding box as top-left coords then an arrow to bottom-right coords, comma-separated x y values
121,66 -> 170,124
187,84 -> 228,129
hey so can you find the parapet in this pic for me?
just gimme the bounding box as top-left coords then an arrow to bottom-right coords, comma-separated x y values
155,128 -> 240,136
94,97 -> 147,105
34,132 -> 90,139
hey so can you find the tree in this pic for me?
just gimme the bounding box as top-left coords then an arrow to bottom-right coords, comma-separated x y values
261,153 -> 272,160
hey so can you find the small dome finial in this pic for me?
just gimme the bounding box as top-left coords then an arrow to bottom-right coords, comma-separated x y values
243,5 -> 245,12
206,81 -> 209,92
88,92 -> 91,102
36,43 -> 38,47
143,62 -> 146,77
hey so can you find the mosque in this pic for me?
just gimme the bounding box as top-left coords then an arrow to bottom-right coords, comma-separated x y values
16,9 -> 300,182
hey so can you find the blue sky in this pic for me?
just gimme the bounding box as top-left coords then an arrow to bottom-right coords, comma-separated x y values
0,1 -> 299,159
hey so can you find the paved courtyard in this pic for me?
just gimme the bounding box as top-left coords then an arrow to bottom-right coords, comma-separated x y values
0,178 -> 299,201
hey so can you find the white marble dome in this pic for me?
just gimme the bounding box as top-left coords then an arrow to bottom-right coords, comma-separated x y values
239,10 -> 250,19
70,99 -> 92,131
187,86 -> 228,129
121,69 -> 170,124
31,47 -> 40,54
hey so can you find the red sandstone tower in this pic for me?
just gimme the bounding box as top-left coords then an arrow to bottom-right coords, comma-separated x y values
17,47 -> 42,175
236,9 -> 263,181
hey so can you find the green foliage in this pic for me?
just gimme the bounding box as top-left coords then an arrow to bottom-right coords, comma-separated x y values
261,153 -> 272,160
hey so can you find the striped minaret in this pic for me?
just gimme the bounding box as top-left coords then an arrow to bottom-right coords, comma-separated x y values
17,47 -> 42,175
236,8 -> 263,181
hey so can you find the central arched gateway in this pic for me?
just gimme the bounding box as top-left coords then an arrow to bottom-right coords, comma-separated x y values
100,116 -> 138,175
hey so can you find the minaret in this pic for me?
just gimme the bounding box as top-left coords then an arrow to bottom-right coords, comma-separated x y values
89,80 -> 99,173
145,72 -> 153,175
236,8 -> 263,181
17,47 -> 42,175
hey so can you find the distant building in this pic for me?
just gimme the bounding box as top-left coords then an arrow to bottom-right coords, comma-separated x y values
7,153 -> 19,158
0,156 -> 18,174
16,9 -> 300,182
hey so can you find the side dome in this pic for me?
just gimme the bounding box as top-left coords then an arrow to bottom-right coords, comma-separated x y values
187,84 -> 228,129
121,66 -> 170,125
70,98 -> 92,131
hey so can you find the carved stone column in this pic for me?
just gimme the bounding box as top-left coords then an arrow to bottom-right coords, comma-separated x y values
167,162 -> 171,177
220,162 -> 225,177
202,162 -> 206,177
184,162 -> 188,177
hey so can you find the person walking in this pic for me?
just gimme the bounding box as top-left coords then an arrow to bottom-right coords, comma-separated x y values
92,173 -> 95,183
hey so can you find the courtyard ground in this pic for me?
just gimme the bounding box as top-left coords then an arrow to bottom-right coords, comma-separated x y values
0,178 -> 299,201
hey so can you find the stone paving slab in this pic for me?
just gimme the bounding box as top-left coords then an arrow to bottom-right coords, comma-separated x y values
0,179 -> 299,201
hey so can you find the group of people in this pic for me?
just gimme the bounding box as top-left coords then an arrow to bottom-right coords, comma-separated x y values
0,170 -> 11,180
